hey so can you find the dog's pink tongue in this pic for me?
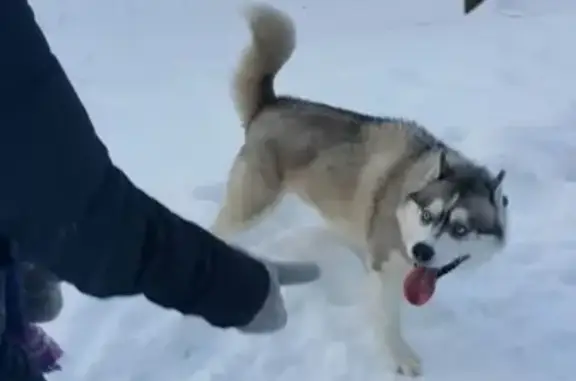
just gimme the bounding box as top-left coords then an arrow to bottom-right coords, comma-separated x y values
403,267 -> 437,306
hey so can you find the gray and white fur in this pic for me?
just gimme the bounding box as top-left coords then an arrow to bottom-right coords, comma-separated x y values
212,3 -> 509,377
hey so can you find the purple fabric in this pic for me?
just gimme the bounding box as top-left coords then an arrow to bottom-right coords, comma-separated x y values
4,316 -> 64,374
16,324 -> 63,373
3,256 -> 64,374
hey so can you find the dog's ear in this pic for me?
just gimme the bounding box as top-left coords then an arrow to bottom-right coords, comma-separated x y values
422,150 -> 452,185
491,170 -> 506,195
491,169 -> 508,207
493,169 -> 506,187
437,151 -> 453,180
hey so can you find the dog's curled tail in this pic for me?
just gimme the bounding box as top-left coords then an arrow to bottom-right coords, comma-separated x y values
232,3 -> 296,127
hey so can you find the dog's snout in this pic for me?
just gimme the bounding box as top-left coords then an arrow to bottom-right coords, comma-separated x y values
411,242 -> 435,263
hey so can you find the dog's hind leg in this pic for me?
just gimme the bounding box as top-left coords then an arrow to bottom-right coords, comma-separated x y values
211,150 -> 283,239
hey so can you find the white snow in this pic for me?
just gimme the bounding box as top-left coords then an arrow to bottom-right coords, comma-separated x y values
30,0 -> 576,380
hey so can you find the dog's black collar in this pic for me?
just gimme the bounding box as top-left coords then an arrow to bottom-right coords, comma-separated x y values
414,254 -> 470,279
436,255 -> 470,278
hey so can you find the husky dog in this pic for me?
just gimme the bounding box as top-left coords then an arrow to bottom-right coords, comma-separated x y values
212,3 -> 509,377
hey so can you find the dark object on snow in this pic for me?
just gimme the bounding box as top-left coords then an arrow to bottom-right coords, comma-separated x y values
465,0 -> 486,14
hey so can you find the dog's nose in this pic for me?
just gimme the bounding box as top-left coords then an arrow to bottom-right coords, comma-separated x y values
412,243 -> 435,263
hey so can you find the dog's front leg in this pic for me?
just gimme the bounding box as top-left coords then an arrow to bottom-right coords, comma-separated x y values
370,251 -> 421,377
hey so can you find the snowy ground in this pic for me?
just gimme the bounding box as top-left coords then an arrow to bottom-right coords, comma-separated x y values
30,0 -> 576,380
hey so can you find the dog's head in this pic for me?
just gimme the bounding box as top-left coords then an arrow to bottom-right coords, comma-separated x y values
396,150 -> 509,279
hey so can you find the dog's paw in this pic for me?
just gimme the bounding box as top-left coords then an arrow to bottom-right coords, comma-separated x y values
390,342 -> 422,377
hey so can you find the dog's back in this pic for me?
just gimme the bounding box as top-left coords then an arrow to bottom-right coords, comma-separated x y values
227,3 -> 441,239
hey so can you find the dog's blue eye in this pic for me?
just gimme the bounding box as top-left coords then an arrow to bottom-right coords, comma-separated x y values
420,209 -> 433,225
451,223 -> 469,238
